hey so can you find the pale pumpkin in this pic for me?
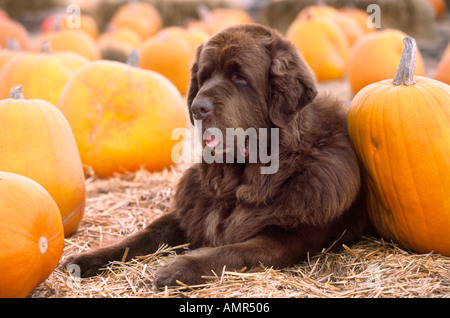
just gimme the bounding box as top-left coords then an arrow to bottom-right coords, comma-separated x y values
0,171 -> 64,298
0,47 -> 89,105
0,85 -> 86,236
57,56 -> 187,178
347,37 -> 450,255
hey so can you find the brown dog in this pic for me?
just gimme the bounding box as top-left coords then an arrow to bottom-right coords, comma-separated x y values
63,24 -> 370,289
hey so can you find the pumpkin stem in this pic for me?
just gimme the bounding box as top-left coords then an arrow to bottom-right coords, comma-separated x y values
126,49 -> 139,67
9,85 -> 25,99
6,37 -> 20,51
393,36 -> 417,86
40,41 -> 51,53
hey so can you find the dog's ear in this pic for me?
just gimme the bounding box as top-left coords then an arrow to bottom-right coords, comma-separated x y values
187,44 -> 203,125
268,35 -> 318,127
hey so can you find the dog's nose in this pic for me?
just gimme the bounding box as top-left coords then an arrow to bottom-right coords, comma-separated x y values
191,98 -> 212,120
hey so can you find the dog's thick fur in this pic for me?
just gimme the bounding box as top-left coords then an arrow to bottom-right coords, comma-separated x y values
63,24 -> 370,289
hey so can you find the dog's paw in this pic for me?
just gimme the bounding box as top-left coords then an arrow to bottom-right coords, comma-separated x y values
62,253 -> 108,278
153,257 -> 206,290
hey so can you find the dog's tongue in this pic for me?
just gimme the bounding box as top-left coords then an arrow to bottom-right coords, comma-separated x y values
205,135 -> 220,148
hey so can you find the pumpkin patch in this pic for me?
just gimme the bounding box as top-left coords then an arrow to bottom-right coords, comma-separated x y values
0,0 -> 448,298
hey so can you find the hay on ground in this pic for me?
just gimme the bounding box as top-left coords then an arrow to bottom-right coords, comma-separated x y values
29,166 -> 450,298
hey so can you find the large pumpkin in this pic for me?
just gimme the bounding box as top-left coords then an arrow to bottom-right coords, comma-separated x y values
348,29 -> 425,94
57,55 -> 187,178
0,171 -> 64,298
0,86 -> 86,236
347,37 -> 450,255
0,47 -> 89,105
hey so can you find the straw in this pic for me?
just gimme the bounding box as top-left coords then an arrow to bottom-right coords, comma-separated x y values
29,165 -> 449,298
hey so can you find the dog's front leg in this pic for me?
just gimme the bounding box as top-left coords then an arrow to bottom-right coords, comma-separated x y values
63,212 -> 186,278
154,233 -> 302,289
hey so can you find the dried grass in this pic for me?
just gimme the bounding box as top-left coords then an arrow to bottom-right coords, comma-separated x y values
29,165 -> 449,298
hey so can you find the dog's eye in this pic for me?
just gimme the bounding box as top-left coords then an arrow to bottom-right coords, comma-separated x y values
232,74 -> 248,86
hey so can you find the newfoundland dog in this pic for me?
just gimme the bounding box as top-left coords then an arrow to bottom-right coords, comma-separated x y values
63,24 -> 370,289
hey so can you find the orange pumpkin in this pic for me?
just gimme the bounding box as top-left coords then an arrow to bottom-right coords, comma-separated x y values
139,34 -> 193,95
0,18 -> 29,49
348,29 -> 425,94
286,16 -> 349,80
57,57 -> 187,178
425,0 -> 447,19
0,171 -> 64,298
111,1 -> 162,39
32,29 -> 100,60
0,85 -> 86,236
435,43 -> 450,84
0,47 -> 89,105
347,37 -> 450,256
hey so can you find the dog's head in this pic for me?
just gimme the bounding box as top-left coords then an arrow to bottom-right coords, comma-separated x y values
187,24 -> 318,157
